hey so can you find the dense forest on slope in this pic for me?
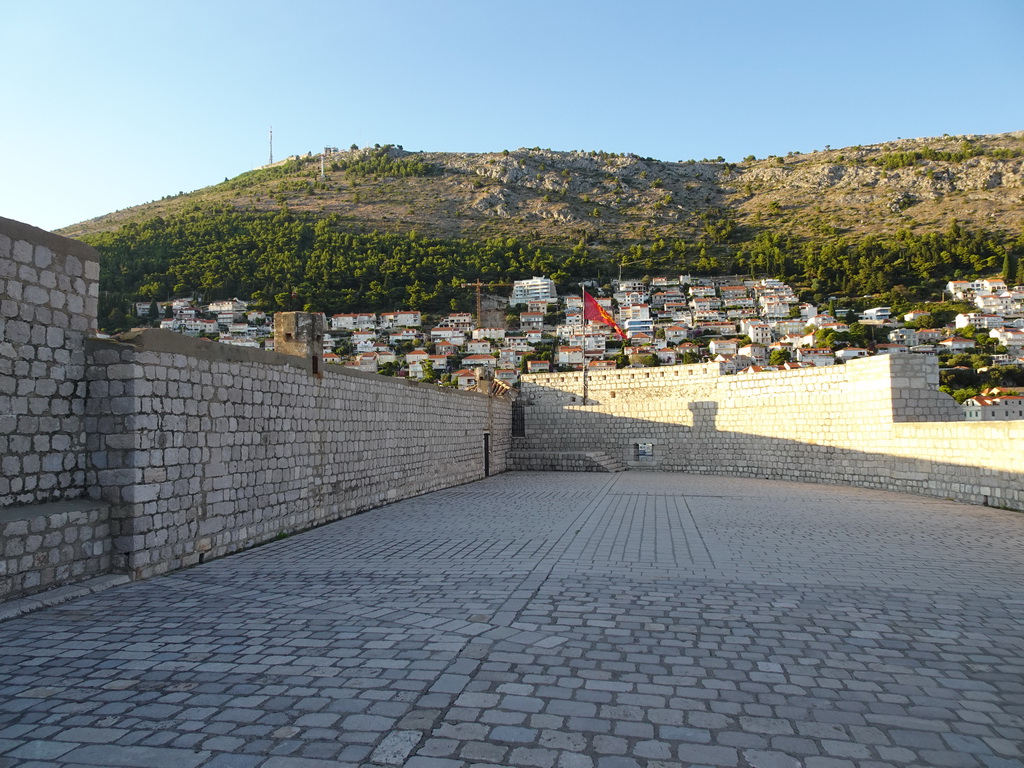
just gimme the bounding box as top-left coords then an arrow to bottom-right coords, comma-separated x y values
63,134 -> 1024,329
87,203 -> 1023,330
89,206 -> 597,321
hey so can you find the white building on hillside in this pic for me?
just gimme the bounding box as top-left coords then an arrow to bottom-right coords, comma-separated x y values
510,277 -> 557,305
955,313 -> 1004,330
860,307 -> 891,322
380,310 -> 422,329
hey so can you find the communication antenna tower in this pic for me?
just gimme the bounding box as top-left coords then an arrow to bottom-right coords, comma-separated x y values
269,126 -> 274,165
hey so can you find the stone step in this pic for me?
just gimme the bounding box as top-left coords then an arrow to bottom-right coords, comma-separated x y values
585,451 -> 627,473
509,450 -> 627,473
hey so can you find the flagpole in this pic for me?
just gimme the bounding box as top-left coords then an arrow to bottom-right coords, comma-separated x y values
581,284 -> 588,406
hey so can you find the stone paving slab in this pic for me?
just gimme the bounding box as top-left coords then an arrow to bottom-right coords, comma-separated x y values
1,472 -> 1022,767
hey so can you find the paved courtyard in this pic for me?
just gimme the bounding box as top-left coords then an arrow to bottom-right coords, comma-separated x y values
1,471 -> 1023,768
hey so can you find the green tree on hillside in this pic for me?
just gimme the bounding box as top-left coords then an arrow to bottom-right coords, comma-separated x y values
420,360 -> 437,383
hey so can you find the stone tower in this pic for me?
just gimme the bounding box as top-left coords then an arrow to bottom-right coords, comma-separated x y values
274,312 -> 325,375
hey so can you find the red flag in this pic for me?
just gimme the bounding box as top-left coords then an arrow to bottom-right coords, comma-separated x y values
583,291 -> 627,339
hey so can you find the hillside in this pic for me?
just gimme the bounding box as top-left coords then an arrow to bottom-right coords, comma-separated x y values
60,132 -> 1024,326
61,132 -> 1024,249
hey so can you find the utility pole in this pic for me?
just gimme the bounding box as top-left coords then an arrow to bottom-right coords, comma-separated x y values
269,126 -> 273,165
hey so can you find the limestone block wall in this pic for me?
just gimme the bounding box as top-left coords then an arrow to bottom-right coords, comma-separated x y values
515,363 -> 724,469
86,329 -> 511,579
1,500 -> 112,598
0,217 -> 98,508
517,355 -> 1024,510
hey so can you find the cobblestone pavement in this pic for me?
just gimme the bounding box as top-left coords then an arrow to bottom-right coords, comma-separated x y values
2,472 -> 1023,768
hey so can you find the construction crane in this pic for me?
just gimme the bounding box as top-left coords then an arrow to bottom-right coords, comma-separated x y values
461,280 -> 512,326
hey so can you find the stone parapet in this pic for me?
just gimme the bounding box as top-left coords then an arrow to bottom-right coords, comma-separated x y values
519,356 -> 1022,510
85,329 -> 511,579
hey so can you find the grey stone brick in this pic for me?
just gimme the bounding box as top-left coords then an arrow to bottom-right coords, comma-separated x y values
55,744 -> 210,767
743,750 -> 803,768
490,725 -> 539,743
676,743 -> 738,767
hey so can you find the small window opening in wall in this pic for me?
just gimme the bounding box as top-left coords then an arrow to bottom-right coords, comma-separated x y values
634,442 -> 654,460
285,333 -> 293,341
512,403 -> 526,437
610,391 -> 616,398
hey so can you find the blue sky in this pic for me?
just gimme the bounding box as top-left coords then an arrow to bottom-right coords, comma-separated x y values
3,0 -> 1022,232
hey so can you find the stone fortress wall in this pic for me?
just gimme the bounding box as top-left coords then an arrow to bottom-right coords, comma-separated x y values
515,356 -> 1024,510
1,217 -> 510,601
3,214 -> 1023,604
85,330 -> 510,582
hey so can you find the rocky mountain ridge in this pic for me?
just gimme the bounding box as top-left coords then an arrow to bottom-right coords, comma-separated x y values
61,132 -> 1024,256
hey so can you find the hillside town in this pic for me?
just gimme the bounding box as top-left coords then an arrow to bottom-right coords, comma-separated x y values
139,274 -> 1024,420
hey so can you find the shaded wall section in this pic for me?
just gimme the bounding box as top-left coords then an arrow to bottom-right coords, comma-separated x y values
86,329 -> 511,580
515,356 -> 1024,511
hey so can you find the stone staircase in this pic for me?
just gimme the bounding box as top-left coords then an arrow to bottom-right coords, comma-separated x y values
509,449 -> 627,473
586,451 -> 628,473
